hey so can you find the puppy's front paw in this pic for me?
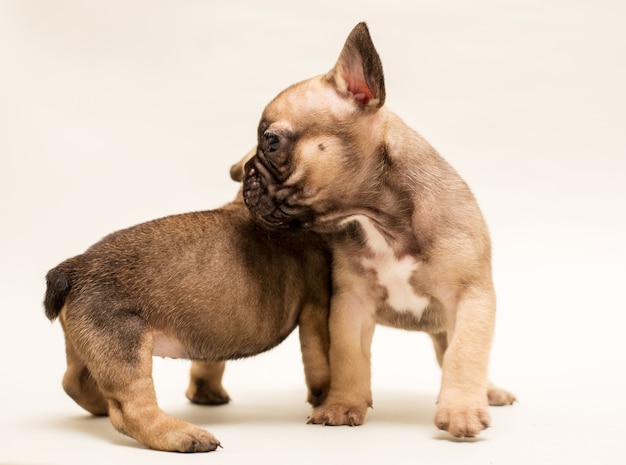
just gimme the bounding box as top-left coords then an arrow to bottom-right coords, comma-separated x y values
308,401 -> 369,426
186,381 -> 230,406
435,397 -> 491,438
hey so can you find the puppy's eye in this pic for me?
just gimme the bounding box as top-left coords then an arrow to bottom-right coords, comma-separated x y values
266,134 -> 280,152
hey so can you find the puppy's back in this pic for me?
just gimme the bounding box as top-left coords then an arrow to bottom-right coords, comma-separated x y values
43,200 -> 330,359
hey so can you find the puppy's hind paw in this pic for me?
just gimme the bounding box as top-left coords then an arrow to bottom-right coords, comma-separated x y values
487,384 -> 516,406
157,425 -> 222,453
131,415 -> 223,453
186,381 -> 231,406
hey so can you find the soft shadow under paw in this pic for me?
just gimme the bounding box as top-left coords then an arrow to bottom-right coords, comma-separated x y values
50,414 -> 143,449
433,431 -> 486,443
367,390 -> 437,425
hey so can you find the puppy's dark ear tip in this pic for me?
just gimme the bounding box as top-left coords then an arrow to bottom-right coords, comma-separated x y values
348,22 -> 371,43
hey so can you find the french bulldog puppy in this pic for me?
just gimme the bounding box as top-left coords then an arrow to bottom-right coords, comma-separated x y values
44,173 -> 331,452
241,22 -> 515,438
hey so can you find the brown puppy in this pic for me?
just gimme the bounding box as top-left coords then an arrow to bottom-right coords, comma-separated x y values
241,22 -> 515,438
44,174 -> 331,452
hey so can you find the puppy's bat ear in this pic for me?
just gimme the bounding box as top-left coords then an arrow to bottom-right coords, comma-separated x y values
326,22 -> 385,110
229,146 -> 257,182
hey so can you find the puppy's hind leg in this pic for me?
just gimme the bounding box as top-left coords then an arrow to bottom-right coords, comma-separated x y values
61,332 -> 108,416
65,310 -> 221,452
487,381 -> 516,406
104,330 -> 221,452
429,331 -> 448,369
58,311 -> 106,416
186,361 -> 231,405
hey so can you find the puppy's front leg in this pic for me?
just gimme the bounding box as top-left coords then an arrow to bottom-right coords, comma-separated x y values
299,301 -> 331,407
186,361 -> 231,406
434,283 -> 496,438
430,333 -> 516,408
308,263 -> 376,426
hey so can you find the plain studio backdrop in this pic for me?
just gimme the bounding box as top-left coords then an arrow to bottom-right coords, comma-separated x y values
1,1 -> 625,464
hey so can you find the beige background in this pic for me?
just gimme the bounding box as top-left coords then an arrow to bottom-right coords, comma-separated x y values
1,1 -> 625,464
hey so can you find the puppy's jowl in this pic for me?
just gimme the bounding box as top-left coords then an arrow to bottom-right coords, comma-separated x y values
44,178 -> 331,452
242,22 -> 515,438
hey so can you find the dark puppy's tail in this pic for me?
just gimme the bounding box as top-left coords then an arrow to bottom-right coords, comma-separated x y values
44,261 -> 74,321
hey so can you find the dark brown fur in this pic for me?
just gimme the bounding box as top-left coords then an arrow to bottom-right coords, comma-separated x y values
44,193 -> 331,452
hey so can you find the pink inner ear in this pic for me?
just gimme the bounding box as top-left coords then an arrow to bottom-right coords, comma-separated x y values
347,78 -> 373,105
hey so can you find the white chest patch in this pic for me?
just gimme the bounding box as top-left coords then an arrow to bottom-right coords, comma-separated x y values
354,216 -> 430,319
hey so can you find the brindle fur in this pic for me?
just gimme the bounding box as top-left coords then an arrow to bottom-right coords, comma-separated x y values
44,186 -> 331,452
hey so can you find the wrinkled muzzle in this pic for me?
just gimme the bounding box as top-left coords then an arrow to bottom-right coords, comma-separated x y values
242,156 -> 315,230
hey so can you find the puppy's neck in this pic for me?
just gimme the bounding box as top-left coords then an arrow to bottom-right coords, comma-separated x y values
358,106 -> 389,149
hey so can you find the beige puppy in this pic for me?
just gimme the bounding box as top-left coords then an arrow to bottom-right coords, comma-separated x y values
241,22 -> 515,438
44,178 -> 331,452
